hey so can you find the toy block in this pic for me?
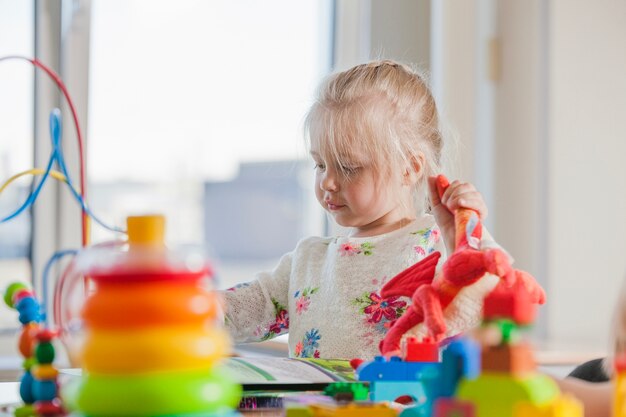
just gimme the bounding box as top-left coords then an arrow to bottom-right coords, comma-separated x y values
323,382 -> 368,402
356,355 -> 441,381
513,394 -> 583,417
483,279 -> 536,325
433,397 -> 475,417
286,405 -> 314,417
403,337 -> 440,362
481,342 -> 535,375
309,402 -> 397,417
441,337 -> 481,397
457,373 -> 559,417
369,380 -> 428,402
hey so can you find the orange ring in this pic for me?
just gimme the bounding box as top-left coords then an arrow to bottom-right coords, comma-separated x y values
82,281 -> 219,328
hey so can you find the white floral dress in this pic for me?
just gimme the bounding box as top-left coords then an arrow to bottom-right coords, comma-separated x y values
223,214 -> 499,360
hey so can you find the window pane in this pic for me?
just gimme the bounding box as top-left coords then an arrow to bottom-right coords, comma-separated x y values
88,1 -> 332,288
0,0 -> 34,334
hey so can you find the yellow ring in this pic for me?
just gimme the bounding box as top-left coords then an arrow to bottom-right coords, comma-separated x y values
82,325 -> 230,374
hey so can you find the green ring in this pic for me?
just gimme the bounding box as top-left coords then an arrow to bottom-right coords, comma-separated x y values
62,366 -> 241,417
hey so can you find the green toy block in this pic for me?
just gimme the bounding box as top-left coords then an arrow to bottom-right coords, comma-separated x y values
324,382 -> 369,401
285,404 -> 314,417
457,372 -> 559,417
513,394 -> 583,416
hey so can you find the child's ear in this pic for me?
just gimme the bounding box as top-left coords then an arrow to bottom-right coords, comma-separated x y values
402,153 -> 425,185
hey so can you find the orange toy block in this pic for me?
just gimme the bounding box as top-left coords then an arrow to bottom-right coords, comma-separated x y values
481,342 -> 536,375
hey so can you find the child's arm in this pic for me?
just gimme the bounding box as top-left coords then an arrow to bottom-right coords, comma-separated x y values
221,252 -> 292,343
551,376 -> 612,417
427,176 -> 488,255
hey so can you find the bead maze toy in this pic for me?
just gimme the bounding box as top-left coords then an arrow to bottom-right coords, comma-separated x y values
449,281 -> 583,417
1,56 -> 241,417
3,284 -> 63,417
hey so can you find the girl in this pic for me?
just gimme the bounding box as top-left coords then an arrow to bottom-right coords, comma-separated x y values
223,60 -> 500,360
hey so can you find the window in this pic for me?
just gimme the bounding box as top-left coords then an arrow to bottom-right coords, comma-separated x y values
87,0 -> 333,289
0,0 -> 34,330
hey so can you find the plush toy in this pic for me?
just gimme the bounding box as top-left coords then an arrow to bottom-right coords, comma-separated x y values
378,175 -> 546,355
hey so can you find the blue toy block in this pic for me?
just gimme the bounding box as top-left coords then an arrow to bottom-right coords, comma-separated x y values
370,381 -> 428,402
440,338 -> 481,397
357,356 -> 441,382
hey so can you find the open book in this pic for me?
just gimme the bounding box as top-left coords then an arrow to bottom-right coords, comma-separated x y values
226,357 -> 357,410
60,357 -> 357,410
60,357 -> 355,388
227,357 -> 355,389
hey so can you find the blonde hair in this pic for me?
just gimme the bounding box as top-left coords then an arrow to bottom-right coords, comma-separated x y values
304,60 -> 443,212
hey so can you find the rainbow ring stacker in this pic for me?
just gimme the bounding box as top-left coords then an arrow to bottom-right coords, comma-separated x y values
61,215 -> 241,417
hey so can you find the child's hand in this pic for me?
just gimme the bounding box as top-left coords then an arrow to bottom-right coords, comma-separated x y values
427,176 -> 488,254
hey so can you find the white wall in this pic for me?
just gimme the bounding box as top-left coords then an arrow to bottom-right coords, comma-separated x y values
439,0 -> 626,351
362,0 -> 626,351
547,0 -> 626,349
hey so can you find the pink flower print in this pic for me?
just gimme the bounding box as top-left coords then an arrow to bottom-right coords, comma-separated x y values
363,292 -> 407,324
269,309 -> 289,334
295,341 -> 304,357
293,287 -> 318,315
259,299 -> 289,341
339,242 -> 361,256
339,241 -> 375,256
411,227 -> 440,255
296,296 -> 311,314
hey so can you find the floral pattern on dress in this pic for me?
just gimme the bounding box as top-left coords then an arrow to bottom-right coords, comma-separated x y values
294,328 -> 321,358
352,278 -> 407,346
294,287 -> 319,315
411,227 -> 441,256
339,241 -> 375,256
259,298 -> 289,341
353,291 -> 407,324
226,282 -> 251,292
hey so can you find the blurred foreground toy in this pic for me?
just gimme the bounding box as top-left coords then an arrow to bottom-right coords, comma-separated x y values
284,382 -> 396,417
351,284 -> 582,417
452,281 -> 582,416
60,215 -> 241,417
379,174 -> 546,355
354,336 -> 479,417
4,284 -> 64,417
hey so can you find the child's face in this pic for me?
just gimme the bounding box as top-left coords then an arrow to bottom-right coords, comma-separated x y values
311,149 -> 413,236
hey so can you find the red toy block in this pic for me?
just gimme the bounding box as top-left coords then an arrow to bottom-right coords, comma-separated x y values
402,336 -> 439,362
483,279 -> 536,325
433,397 -> 475,417
481,342 -> 536,375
